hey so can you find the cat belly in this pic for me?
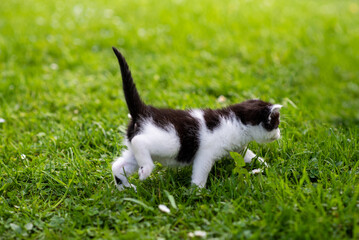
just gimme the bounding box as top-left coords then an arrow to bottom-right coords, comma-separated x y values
152,155 -> 189,167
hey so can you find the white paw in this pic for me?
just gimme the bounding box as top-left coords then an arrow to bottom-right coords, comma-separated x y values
116,183 -> 125,191
250,168 -> 263,174
138,164 -> 154,180
112,159 -> 125,176
191,182 -> 206,189
116,183 -> 137,192
258,157 -> 269,167
114,174 -> 137,191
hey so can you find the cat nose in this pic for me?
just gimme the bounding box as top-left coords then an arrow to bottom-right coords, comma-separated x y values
275,130 -> 281,139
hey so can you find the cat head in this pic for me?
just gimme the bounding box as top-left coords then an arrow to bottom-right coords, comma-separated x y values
231,100 -> 282,144
258,104 -> 282,143
250,103 -> 282,144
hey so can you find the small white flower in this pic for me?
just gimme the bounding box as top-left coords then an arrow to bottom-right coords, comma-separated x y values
194,230 -> 207,238
0,118 -> 5,123
188,230 -> 207,238
217,95 -> 227,103
103,9 -> 113,18
158,204 -> 170,214
153,74 -> 160,81
50,63 -> 58,70
21,154 -> 26,160
188,232 -> 195,238
250,168 -> 263,174
24,222 -> 33,231
137,28 -> 147,38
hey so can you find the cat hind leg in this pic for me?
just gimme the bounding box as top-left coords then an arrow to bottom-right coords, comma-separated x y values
130,136 -> 155,180
112,149 -> 138,191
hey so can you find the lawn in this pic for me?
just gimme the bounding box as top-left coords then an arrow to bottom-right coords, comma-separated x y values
1,0 -> 359,239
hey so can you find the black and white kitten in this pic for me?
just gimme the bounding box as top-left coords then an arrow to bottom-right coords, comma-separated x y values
111,47 -> 282,191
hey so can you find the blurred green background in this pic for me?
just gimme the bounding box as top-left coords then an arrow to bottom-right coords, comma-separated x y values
1,0 -> 358,124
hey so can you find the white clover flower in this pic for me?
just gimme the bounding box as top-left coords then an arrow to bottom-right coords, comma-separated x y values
216,95 -> 227,103
188,230 -> 207,238
50,63 -> 58,70
251,168 -> 263,174
194,231 -> 207,238
158,204 -> 170,214
250,168 -> 263,174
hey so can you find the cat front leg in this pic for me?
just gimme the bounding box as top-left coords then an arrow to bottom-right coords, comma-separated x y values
191,152 -> 215,188
112,149 -> 138,191
243,148 -> 268,167
130,135 -> 155,180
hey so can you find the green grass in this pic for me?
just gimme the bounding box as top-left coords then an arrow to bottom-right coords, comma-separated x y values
1,0 -> 359,239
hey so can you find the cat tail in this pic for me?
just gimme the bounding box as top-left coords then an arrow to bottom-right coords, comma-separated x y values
112,47 -> 147,120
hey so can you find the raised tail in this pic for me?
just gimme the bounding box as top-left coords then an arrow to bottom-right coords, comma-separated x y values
112,47 -> 146,120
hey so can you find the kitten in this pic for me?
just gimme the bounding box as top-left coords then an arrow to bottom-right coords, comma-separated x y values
111,47 -> 282,191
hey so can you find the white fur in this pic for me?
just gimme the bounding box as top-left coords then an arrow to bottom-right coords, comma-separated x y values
112,110 -> 280,190
271,104 -> 283,112
189,111 -> 273,187
269,104 -> 283,121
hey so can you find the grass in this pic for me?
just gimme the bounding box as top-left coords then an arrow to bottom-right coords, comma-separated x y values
1,0 -> 359,239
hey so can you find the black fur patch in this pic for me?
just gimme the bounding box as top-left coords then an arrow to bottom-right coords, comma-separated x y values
147,106 -> 200,164
126,106 -> 200,163
203,108 -> 230,131
113,47 -> 146,121
203,109 -> 221,131
228,100 -> 272,126
115,176 -> 123,185
127,119 -> 142,141
264,111 -> 280,131
203,100 -> 280,131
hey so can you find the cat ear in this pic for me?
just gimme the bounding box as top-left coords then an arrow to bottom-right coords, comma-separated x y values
270,104 -> 282,114
268,104 -> 282,121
